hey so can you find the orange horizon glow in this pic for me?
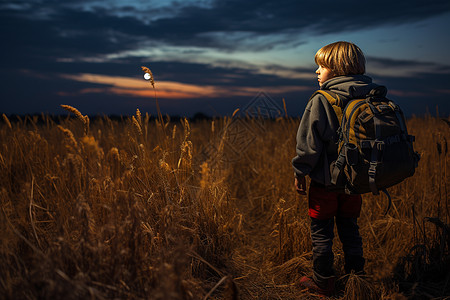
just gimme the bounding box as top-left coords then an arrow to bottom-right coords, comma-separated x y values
60,73 -> 311,99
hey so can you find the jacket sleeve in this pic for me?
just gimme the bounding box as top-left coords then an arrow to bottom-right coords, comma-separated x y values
292,94 -> 330,178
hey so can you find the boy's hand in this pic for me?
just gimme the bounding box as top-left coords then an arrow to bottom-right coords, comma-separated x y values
294,176 -> 307,195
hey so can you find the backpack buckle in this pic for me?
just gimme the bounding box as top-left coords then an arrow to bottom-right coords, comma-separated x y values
389,101 -> 399,110
334,152 -> 346,169
376,141 -> 385,151
368,162 -> 377,177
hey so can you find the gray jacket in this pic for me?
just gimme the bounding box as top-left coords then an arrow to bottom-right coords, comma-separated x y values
292,75 -> 380,186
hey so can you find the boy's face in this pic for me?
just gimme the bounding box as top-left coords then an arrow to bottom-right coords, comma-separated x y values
316,65 -> 334,87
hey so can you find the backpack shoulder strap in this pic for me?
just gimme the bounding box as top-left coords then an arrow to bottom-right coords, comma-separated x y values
312,90 -> 344,125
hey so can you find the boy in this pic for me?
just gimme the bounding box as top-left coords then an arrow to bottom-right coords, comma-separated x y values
292,41 -> 379,296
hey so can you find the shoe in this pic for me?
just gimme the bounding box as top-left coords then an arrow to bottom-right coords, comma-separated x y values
344,255 -> 365,274
299,276 -> 335,297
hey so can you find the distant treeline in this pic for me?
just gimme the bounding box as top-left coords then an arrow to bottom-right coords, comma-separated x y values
0,112 -> 214,124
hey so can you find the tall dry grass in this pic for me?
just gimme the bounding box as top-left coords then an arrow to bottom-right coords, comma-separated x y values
0,110 -> 448,299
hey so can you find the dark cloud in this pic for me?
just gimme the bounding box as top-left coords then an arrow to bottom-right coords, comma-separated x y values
0,7 -> 148,66
368,56 -> 450,71
152,0 -> 450,35
1,0 -> 450,117
2,0 -> 450,60
128,0 -> 450,48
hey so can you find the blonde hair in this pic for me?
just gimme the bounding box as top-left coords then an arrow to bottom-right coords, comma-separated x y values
315,41 -> 365,76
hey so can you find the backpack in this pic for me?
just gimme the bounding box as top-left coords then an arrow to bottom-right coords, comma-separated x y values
315,86 -> 420,213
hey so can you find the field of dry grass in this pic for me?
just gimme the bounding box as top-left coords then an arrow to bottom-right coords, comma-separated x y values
0,109 -> 449,299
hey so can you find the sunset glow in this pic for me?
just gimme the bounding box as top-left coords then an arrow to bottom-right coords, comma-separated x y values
60,73 -> 311,100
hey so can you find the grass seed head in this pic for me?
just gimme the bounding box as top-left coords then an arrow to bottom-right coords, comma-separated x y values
107,147 -> 120,161
57,125 -> 78,149
159,159 -> 171,173
60,105 -> 86,124
136,109 -> 142,126
84,115 -> 90,134
81,135 -> 103,159
60,104 -> 89,134
172,124 -> 177,140
2,114 -> 12,130
132,116 -> 143,136
141,66 -> 155,88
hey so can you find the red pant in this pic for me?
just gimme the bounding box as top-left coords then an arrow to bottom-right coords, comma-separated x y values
308,184 -> 362,220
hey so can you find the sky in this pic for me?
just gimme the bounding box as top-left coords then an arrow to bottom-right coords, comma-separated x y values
1,0 -> 450,117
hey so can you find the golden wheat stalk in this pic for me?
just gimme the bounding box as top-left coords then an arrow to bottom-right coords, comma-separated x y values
141,66 -> 168,146
60,105 -> 86,124
178,140 -> 193,169
141,66 -> 155,88
136,109 -> 142,127
60,104 -> 90,135
183,118 -> 191,139
144,112 -> 149,139
159,158 -> 172,172
2,113 -> 12,130
172,124 -> 177,140
0,152 -> 5,168
132,116 -> 143,136
108,147 -> 120,160
57,125 -> 78,148
282,98 -> 288,118
84,115 -> 90,134
215,111 -> 239,158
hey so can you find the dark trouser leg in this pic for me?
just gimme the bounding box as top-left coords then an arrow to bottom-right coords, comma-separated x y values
336,216 -> 365,274
310,218 -> 335,286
